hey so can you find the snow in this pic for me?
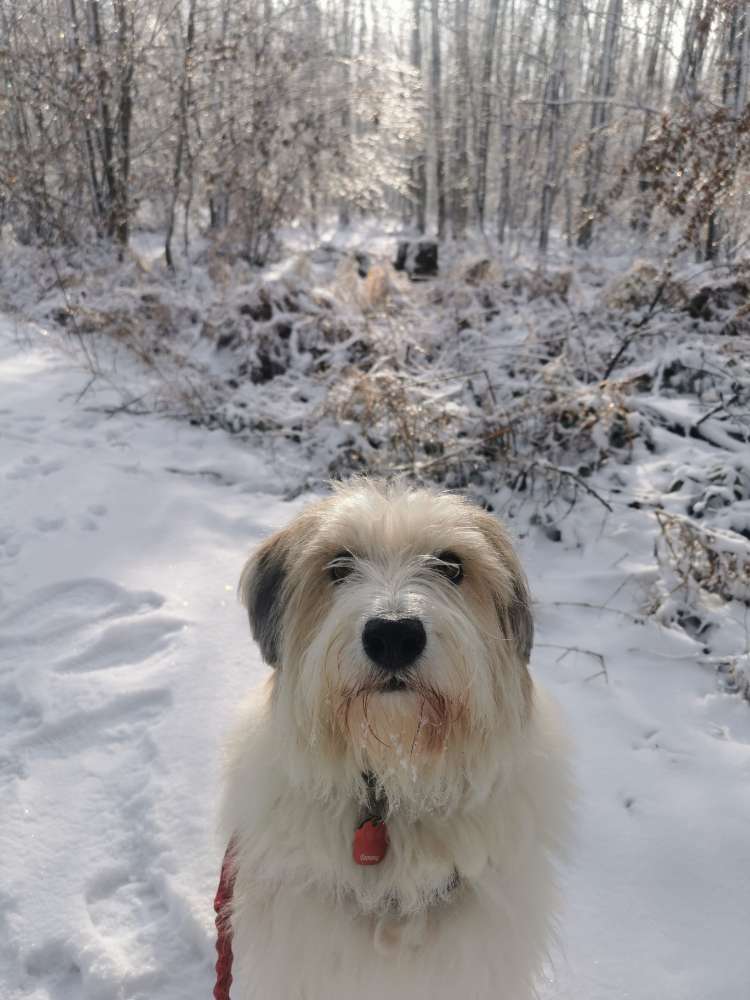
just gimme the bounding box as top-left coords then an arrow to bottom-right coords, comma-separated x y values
2,315 -> 750,1000
0,322 -> 286,999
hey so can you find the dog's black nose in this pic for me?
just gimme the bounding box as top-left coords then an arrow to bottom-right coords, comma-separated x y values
362,617 -> 426,673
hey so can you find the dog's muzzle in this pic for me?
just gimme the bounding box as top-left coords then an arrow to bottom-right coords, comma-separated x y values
362,617 -> 426,673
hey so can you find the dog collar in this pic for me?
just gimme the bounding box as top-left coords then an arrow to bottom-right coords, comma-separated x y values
351,773 -> 462,904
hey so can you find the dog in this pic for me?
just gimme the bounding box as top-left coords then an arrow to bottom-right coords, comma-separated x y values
219,479 -> 571,1000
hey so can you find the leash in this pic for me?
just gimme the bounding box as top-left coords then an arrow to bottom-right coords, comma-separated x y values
213,838 -> 237,1000
212,775 -> 458,997
213,776 -> 385,998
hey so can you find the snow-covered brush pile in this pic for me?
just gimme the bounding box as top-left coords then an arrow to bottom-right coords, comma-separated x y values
5,241 -> 750,496
3,235 -> 750,693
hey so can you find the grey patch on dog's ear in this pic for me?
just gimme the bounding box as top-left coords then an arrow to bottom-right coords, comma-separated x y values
475,509 -> 534,664
508,576 -> 534,664
239,543 -> 287,667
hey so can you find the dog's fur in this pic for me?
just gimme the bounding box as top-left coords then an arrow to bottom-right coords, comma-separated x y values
221,480 -> 571,1000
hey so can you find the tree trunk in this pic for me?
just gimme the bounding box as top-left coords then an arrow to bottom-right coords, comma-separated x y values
410,0 -> 427,233
68,0 -> 104,228
631,0 -> 668,233
577,0 -> 623,249
430,0 -> 446,239
114,0 -> 133,248
339,0 -> 353,228
476,0 -> 501,230
539,0 -> 568,253
89,0 -> 118,239
707,1 -> 747,260
450,0 -> 470,237
165,0 -> 197,270
497,0 -> 518,244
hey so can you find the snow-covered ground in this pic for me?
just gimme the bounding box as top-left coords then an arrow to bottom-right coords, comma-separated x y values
1,315 -> 750,1000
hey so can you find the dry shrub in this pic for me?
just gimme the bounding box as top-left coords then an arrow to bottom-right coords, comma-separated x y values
655,510 -> 750,605
361,264 -> 396,310
514,269 -> 572,302
604,260 -> 687,311
52,305 -> 136,338
450,256 -> 503,286
327,369 -> 457,467
449,258 -> 571,301
332,258 -> 406,313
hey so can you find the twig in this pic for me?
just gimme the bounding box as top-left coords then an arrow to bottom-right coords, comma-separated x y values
601,574 -> 634,608
536,642 -> 609,683
531,459 -> 614,512
602,277 -> 668,381
390,447 -> 614,513
694,392 -> 740,429
74,373 -> 98,404
43,246 -> 100,377
84,392 -> 150,418
483,369 -> 497,406
551,600 -> 643,624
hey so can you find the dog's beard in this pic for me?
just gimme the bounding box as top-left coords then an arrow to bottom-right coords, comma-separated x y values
308,608 -> 484,769
336,672 -> 468,762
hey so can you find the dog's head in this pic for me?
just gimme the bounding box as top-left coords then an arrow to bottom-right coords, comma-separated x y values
240,480 -> 534,808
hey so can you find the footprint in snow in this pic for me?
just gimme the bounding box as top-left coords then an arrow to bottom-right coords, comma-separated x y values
5,457 -> 63,481
0,681 -> 42,730
0,577 -> 181,758
85,867 -> 168,943
14,688 -> 173,757
23,939 -> 83,992
33,515 -> 66,533
55,616 -> 185,674
0,577 -> 164,646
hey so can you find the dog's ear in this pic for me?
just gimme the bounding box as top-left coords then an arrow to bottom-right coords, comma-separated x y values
239,531 -> 289,668
476,514 -> 534,664
505,573 -> 534,665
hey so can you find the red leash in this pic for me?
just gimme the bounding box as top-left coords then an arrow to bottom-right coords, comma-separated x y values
213,778 -> 388,997
213,840 -> 237,1000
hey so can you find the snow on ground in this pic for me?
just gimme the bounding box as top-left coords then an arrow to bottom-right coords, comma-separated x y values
1,316 -> 750,1000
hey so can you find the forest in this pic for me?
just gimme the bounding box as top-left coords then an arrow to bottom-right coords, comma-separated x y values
1,0 -> 748,262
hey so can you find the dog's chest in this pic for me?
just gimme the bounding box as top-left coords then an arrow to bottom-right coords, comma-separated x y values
229,845 -> 549,1000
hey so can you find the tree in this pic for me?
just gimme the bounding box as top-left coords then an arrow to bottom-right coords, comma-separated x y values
578,0 -> 623,249
430,0 -> 447,239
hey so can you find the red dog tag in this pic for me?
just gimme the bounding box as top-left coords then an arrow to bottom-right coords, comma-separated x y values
353,818 -> 388,865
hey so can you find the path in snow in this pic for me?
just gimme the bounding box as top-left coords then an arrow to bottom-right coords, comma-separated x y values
0,322 -> 280,1000
1,320 -> 749,1000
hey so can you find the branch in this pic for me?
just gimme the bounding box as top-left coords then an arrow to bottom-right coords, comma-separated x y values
602,278 -> 668,381
536,642 -> 609,683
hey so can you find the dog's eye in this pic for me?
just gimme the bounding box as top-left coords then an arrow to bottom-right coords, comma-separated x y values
329,552 -> 354,583
434,551 -> 463,584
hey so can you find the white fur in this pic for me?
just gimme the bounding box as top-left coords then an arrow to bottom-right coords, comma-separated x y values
220,483 -> 572,1000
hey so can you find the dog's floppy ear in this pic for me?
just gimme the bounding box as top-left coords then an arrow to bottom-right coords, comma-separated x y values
239,531 -> 289,668
505,573 -> 534,665
476,513 -> 534,664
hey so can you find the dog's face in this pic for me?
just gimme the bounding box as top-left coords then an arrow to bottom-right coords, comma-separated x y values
240,481 -> 533,806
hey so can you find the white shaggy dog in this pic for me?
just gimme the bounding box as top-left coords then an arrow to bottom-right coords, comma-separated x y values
219,480 -> 571,1000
